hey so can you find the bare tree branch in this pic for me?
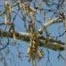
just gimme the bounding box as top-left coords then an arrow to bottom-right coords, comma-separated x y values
0,29 -> 65,51
38,17 -> 63,34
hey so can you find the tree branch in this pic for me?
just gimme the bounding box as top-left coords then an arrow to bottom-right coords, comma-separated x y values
39,38 -> 64,51
0,29 -> 65,51
38,17 -> 63,33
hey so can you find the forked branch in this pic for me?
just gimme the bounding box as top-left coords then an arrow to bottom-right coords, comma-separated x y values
0,29 -> 65,51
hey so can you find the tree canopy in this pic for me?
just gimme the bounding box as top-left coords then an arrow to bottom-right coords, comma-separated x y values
0,0 -> 66,66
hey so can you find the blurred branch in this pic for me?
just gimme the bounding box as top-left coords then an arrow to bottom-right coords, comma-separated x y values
43,17 -> 62,27
0,29 -> 65,51
38,17 -> 64,34
0,38 -> 9,51
39,37 -> 64,51
57,51 -> 65,60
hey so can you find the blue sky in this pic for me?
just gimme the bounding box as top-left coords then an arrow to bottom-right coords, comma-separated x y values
0,0 -> 65,66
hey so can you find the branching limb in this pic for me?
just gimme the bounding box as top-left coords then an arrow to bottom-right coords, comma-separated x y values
39,17 -> 63,34
0,29 -> 65,51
